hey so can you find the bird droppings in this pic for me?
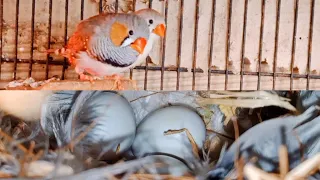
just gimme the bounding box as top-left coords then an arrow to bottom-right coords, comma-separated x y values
243,58 -> 251,65
211,65 -> 220,70
311,70 -> 318,75
261,59 -> 268,65
260,59 -> 270,72
228,60 -> 235,72
243,57 -> 251,72
293,67 -> 299,74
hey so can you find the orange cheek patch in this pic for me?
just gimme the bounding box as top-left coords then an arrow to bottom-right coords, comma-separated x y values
110,22 -> 128,46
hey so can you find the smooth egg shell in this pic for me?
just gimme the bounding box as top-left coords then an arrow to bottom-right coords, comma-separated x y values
69,91 -> 137,162
132,105 -> 206,176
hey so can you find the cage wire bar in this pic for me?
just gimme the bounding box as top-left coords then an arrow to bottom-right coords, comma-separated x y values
0,0 -> 318,90
307,0 -> 316,90
176,0 -> 184,90
240,0 -> 248,91
224,0 -> 232,91
207,0 -> 216,91
0,0 -> 2,77
257,0 -> 266,90
290,0 -> 299,91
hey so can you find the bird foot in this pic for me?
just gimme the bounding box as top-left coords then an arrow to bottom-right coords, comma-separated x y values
79,73 -> 101,84
104,75 -> 137,90
103,75 -> 125,90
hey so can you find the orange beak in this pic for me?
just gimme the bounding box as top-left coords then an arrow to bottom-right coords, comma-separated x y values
130,38 -> 147,54
153,24 -> 166,37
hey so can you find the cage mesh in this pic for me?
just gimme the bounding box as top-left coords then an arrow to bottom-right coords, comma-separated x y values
0,0 -> 319,90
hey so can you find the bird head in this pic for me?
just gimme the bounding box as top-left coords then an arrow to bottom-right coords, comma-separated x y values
110,14 -> 149,54
135,8 -> 166,38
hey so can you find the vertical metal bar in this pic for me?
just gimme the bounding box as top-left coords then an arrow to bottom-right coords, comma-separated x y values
176,0 -> 184,90
207,0 -> 216,91
29,0 -> 36,78
77,0 -> 84,80
160,0 -> 168,90
0,0 -> 3,79
225,0 -> 233,90
14,0 -> 20,80
61,0 -> 69,80
191,0 -> 200,91
290,0 -> 298,90
80,0 -> 84,20
115,0 -> 119,13
273,0 -> 281,90
240,0 -> 248,91
144,0 -> 152,90
257,0 -> 266,90
99,0 -> 103,14
45,0 -> 53,80
130,0 -> 136,80
307,0 -> 315,90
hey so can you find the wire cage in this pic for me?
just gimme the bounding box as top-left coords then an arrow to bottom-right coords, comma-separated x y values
0,0 -> 319,90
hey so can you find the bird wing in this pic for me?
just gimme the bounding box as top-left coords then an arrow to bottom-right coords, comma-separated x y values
87,33 -> 134,68
67,14 -> 134,68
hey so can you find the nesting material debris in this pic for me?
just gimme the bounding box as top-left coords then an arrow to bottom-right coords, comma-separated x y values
197,91 -> 296,112
26,160 -> 74,178
6,77 -> 60,90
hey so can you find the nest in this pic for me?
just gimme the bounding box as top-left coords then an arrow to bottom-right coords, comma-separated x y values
0,91 -> 319,180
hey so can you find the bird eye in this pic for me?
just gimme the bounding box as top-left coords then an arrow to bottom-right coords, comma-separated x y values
149,19 -> 153,24
129,30 -> 134,35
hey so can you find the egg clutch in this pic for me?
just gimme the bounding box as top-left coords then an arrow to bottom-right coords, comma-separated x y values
40,91 -> 208,176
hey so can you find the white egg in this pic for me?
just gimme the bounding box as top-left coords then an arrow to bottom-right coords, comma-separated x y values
42,91 -> 137,162
132,105 -> 206,176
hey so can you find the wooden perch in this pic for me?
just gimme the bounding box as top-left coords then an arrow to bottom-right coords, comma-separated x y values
4,79 -> 138,90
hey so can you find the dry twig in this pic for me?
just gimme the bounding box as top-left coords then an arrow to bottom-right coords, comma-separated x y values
285,153 -> 320,180
244,164 -> 280,180
164,128 -> 200,159
279,145 -> 289,178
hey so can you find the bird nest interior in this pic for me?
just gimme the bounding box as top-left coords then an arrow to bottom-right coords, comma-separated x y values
1,0 -> 320,90
0,90 -> 319,180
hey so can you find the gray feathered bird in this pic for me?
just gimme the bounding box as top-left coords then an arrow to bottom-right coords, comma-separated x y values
48,13 -> 150,89
206,105 -> 320,179
134,8 -> 166,66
